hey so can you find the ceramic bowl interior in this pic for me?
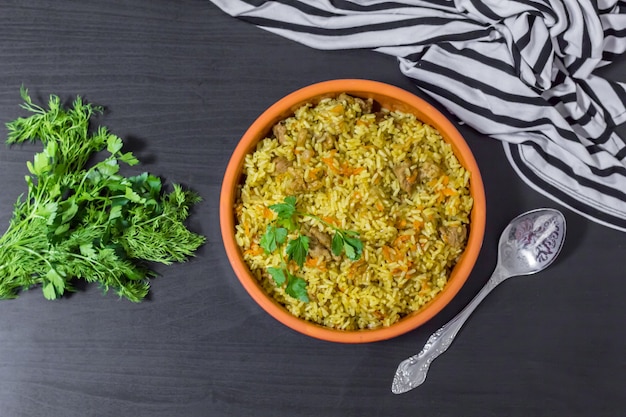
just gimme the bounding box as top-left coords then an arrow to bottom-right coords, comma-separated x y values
220,79 -> 486,343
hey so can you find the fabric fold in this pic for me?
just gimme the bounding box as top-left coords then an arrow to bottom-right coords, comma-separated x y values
210,0 -> 626,231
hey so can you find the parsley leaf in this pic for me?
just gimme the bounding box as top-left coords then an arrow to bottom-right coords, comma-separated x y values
267,267 -> 287,286
285,274 -> 309,302
331,232 -> 344,257
286,235 -> 309,268
269,196 -> 296,219
258,195 -> 362,303
260,225 -> 287,254
269,196 -> 298,231
331,231 -> 363,260
343,236 -> 363,261
0,87 -> 206,302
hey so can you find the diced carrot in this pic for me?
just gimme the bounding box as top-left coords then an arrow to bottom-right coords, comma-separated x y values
375,202 -> 384,211
244,243 -> 264,256
322,152 -> 341,174
442,175 -> 449,185
322,153 -> 363,177
349,167 -> 365,176
262,206 -> 273,219
442,188 -> 457,196
393,234 -> 412,247
331,104 -> 344,114
348,259 -> 365,277
305,257 -> 319,267
392,263 -> 409,274
322,216 -> 337,226
307,167 -> 321,180
306,257 -> 327,271
324,162 -> 341,174
382,245 -> 393,262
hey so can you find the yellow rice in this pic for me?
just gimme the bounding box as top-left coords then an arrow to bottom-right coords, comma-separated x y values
235,94 -> 473,330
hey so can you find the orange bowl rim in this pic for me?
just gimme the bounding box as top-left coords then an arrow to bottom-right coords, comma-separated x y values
220,79 -> 486,343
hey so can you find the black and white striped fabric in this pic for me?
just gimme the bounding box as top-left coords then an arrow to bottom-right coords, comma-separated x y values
211,0 -> 626,231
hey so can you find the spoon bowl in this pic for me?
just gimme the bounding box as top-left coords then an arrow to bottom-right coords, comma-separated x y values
498,209 -> 565,276
391,208 -> 566,394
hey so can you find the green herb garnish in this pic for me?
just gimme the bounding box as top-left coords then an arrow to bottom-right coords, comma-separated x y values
259,196 -> 363,302
0,87 -> 205,301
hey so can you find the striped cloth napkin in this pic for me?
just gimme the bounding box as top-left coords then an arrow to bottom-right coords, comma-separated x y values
210,0 -> 626,232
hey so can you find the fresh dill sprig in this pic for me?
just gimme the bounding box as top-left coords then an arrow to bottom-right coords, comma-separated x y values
0,87 -> 205,301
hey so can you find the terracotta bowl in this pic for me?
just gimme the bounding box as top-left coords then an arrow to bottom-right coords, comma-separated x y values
220,79 -> 486,343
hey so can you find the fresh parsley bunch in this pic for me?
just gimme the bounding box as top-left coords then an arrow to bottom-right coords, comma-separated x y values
0,88 -> 205,301
260,196 -> 363,302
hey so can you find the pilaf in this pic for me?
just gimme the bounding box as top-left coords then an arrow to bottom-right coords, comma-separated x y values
234,93 -> 473,330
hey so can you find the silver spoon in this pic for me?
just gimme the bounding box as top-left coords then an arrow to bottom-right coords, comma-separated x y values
391,208 -> 566,394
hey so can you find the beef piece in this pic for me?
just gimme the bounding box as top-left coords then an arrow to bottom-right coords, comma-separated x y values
353,97 -> 373,113
273,122 -> 288,144
296,129 -> 309,147
419,160 -> 442,183
314,132 -> 336,151
272,156 -> 291,174
439,225 -> 468,249
301,148 -> 315,162
308,227 -> 333,259
285,167 -> 305,193
393,160 -> 416,194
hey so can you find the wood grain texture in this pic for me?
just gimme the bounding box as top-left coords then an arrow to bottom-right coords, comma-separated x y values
0,1 -> 625,416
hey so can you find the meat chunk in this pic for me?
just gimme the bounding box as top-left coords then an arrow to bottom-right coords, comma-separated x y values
439,225 -> 468,249
374,111 -> 387,123
273,122 -> 288,144
336,93 -> 351,103
301,148 -> 315,162
271,156 -> 291,174
419,160 -> 442,183
335,93 -> 373,114
285,167 -> 305,193
314,132 -> 336,151
392,160 -> 416,194
309,227 -> 332,250
308,227 -> 333,259
304,165 -> 325,191
296,129 -> 309,147
354,97 -> 373,113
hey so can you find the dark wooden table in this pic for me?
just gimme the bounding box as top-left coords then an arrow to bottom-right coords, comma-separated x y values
1,2 -> 624,416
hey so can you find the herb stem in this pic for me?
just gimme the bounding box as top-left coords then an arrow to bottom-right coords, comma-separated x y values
13,244 -> 54,272
296,211 -> 343,233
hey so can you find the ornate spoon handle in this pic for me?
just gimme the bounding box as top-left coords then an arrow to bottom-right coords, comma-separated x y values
391,266 -> 509,394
